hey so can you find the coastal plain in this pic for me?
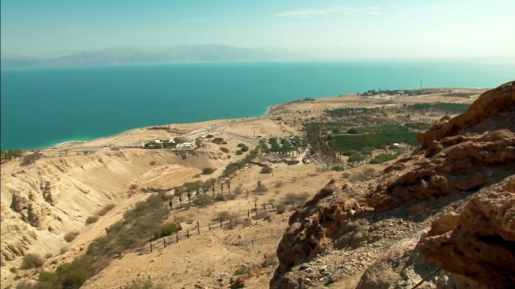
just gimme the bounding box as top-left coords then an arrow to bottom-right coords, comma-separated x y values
1,88 -> 485,289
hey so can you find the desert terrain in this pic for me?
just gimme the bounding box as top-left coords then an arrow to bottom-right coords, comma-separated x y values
4,84 -> 512,289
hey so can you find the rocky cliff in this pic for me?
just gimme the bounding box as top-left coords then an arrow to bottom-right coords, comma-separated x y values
270,81 -> 515,289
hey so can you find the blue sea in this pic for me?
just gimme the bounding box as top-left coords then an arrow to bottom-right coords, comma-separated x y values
1,60 -> 514,150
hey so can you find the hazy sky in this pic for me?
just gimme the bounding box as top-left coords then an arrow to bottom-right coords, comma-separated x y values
2,0 -> 515,59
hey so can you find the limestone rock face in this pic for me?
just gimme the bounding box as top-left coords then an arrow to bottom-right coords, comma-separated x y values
271,180 -> 368,288
417,178 -> 515,289
270,81 -> 515,289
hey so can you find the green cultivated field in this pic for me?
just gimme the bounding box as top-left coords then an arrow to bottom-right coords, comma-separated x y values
331,132 -> 418,152
357,124 -> 409,133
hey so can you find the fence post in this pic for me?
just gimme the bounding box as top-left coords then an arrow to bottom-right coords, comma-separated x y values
187,229 -> 190,238
164,238 -> 166,248
150,241 -> 153,253
247,210 -> 250,218
197,221 -> 200,235
220,218 -> 222,228
176,231 -> 179,243
209,223 -> 211,230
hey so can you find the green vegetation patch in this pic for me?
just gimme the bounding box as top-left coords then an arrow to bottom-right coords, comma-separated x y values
407,102 -> 470,114
369,154 -> 398,164
1,149 -> 23,160
404,122 -> 432,130
356,124 -> 409,134
331,132 -> 418,152
331,166 -> 345,171
202,167 -> 215,175
153,223 -> 178,239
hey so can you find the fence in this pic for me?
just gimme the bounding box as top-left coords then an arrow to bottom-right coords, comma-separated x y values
142,202 -> 281,254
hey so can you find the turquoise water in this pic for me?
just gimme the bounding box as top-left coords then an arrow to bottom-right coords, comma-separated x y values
1,60 -> 514,150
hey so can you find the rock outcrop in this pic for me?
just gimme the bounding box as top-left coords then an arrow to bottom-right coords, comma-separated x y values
417,177 -> 515,289
270,81 -> 515,289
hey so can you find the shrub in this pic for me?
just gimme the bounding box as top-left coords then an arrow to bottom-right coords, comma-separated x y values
85,215 -> 99,225
15,281 -> 35,289
202,167 -> 215,175
217,211 -> 231,221
212,137 -> 224,144
331,166 -> 345,171
37,255 -> 95,289
254,184 -> 269,194
275,203 -> 287,214
153,223 -> 178,239
20,254 -> 44,269
369,154 -> 397,164
192,195 -> 214,207
96,204 -> 115,216
124,278 -> 165,289
262,253 -> 278,268
20,152 -> 43,166
205,135 -> 213,138
234,267 -> 250,275
364,167 -> 376,177
220,147 -> 229,153
64,231 -> 80,243
149,161 -> 156,166
260,166 -> 273,174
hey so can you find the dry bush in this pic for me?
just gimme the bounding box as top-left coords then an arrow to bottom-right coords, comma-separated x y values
192,195 -> 214,207
64,231 -> 80,242
254,184 -> 268,195
350,172 -> 366,182
275,203 -> 287,214
20,254 -> 44,269
242,218 -> 252,227
96,204 -> 115,216
364,167 -> 376,177
216,211 -> 231,222
262,253 -> 278,268
123,278 -> 165,289
254,211 -> 269,220
85,215 -> 99,225
149,161 -> 156,166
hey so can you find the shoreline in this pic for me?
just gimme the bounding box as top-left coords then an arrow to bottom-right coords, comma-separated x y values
4,86 -> 486,152
7,102 -> 286,151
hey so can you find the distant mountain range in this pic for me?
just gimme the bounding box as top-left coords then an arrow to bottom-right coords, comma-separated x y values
1,45 -> 311,68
